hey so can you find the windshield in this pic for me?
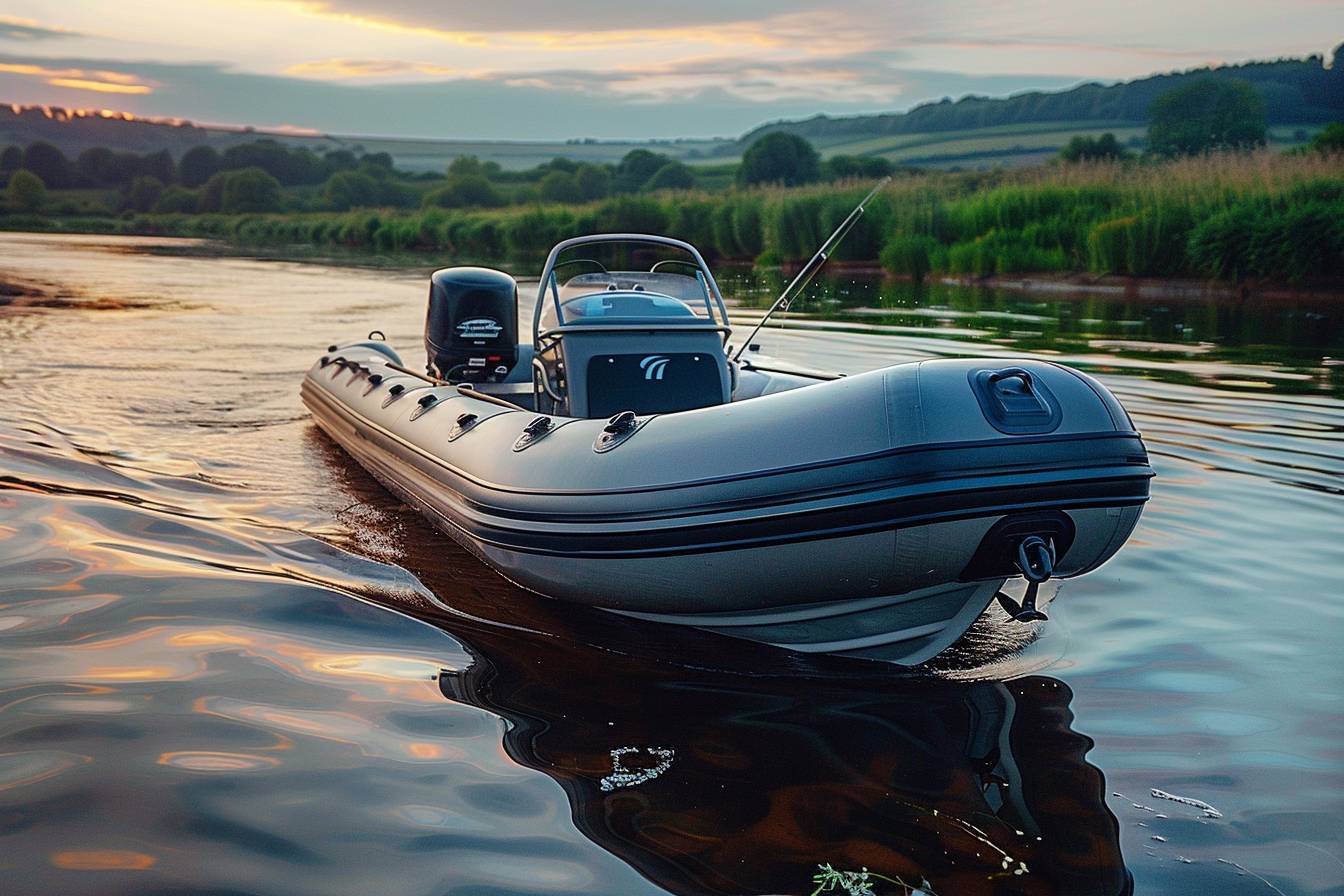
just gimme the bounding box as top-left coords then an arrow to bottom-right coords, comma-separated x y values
535,236 -> 728,335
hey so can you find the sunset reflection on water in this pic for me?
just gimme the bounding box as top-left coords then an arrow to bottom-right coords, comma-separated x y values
1,234 -> 1340,895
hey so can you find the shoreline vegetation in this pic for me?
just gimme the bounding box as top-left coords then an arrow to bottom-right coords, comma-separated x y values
4,151 -> 1341,287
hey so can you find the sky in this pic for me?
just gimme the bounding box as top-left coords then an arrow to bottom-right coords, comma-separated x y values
0,1 -> 1339,140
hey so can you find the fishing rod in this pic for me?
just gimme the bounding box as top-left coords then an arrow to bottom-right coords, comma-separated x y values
730,176 -> 891,363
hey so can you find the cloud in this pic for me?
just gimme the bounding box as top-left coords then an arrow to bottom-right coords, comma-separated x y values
285,59 -> 460,79
0,61 -> 155,94
268,0 -> 828,34
0,52 -> 1081,140
0,16 -> 79,42
256,0 -> 900,57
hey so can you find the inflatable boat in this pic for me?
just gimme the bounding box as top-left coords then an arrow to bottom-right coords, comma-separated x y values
302,228 -> 1152,665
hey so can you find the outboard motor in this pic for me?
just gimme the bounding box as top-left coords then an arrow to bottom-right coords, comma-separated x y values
424,267 -> 519,382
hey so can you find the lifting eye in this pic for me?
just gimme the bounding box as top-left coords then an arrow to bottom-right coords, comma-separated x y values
604,411 -> 637,435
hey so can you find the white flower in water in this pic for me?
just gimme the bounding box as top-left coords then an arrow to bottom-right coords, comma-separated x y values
599,746 -> 674,792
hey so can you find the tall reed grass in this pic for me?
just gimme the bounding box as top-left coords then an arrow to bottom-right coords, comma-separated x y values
77,151 -> 1344,283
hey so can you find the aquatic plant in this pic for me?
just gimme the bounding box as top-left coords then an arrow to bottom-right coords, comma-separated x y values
810,863 -> 934,896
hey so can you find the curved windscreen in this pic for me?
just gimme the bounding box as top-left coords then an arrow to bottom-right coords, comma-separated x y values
536,237 -> 726,334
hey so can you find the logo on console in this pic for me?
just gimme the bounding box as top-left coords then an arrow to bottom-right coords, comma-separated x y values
640,355 -> 670,380
455,317 -> 503,340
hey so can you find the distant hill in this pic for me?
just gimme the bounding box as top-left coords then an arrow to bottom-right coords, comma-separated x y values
729,45 -> 1344,153
0,106 -> 727,172
0,106 -> 344,156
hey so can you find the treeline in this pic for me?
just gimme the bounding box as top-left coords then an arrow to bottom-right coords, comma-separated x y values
35,152 -> 1339,285
0,138 -> 403,213
0,137 -> 398,189
0,133 -> 894,216
734,44 -> 1344,149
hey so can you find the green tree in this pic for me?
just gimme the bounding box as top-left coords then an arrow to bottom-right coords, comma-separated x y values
1059,133 -> 1129,163
5,169 -> 46,213
827,155 -> 894,179
105,152 -> 144,185
359,151 -> 394,172
0,145 -> 20,172
538,170 -> 583,203
573,163 -> 611,200
77,146 -> 117,184
614,149 -> 670,193
125,175 -> 165,212
422,174 -> 505,209
544,156 -> 579,174
140,149 -> 177,185
21,141 -> 73,188
447,155 -> 489,178
324,170 -> 382,210
323,149 -> 359,172
222,140 -> 323,185
1147,78 -> 1266,156
219,167 -> 282,213
737,132 -> 821,186
179,146 -> 221,187
643,161 -> 695,191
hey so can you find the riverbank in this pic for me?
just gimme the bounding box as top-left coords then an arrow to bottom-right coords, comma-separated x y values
3,152 -> 1341,286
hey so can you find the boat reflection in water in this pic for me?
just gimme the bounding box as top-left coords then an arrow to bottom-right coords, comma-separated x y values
436,627 -> 1130,896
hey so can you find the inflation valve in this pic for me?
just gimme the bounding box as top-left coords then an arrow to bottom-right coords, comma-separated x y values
996,535 -> 1055,623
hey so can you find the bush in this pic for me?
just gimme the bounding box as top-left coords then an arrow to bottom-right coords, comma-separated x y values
325,171 -> 383,210
1060,133 -> 1129,163
538,171 -> 583,204
219,167 -> 283,213
643,162 -> 695,191
125,176 -> 165,213
1303,122 -> 1344,155
5,168 -> 46,213
423,174 -> 506,209
827,155 -> 894,179
574,164 -> 611,200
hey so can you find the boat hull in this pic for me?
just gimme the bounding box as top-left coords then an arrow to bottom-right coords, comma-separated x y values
302,344 -> 1150,664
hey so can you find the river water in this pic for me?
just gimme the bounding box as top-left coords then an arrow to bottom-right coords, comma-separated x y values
1,232 -> 1341,896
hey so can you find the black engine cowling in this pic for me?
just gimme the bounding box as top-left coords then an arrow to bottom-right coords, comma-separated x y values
425,267 -> 518,382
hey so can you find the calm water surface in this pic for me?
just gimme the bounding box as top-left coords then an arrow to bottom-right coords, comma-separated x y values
1,233 -> 1341,896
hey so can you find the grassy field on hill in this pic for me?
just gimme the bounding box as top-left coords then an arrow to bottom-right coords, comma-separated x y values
811,122 -> 1321,170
